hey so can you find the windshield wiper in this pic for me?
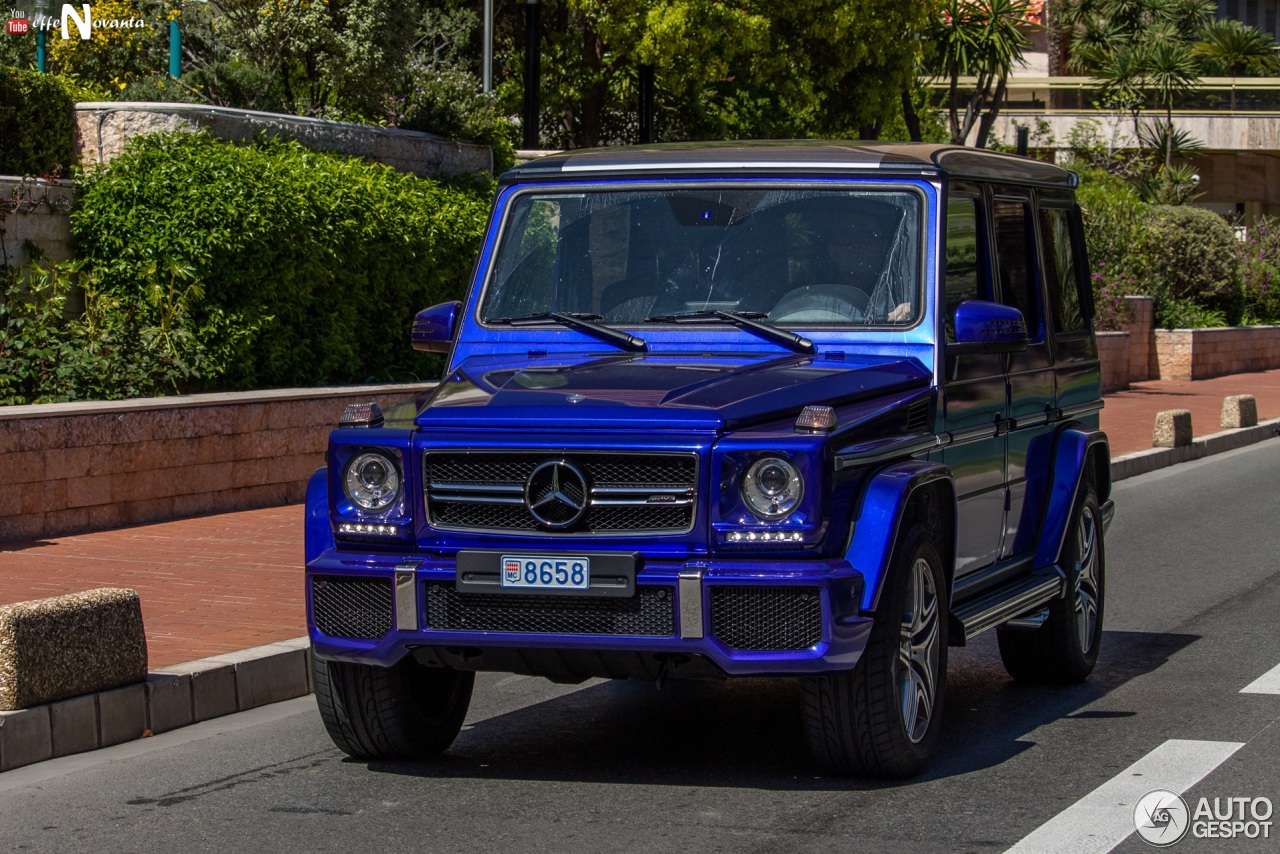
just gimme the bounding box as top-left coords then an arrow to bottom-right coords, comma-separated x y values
644,310 -> 815,355
488,312 -> 647,353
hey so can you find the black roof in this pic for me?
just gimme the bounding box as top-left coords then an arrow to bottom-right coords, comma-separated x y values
501,141 -> 1076,188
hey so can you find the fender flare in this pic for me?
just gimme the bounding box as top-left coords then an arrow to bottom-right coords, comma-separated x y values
844,460 -> 957,612
304,467 -> 333,564
1031,426 -> 1111,570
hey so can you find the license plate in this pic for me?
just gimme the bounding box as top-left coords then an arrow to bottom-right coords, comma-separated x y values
500,554 -> 590,591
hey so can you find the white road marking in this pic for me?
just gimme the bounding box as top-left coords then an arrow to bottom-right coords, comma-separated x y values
1004,739 -> 1244,854
1240,661 -> 1280,694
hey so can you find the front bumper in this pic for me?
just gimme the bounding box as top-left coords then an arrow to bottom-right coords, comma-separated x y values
306,549 -> 872,677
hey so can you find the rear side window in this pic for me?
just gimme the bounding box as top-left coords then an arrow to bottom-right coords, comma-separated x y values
1039,207 -> 1088,335
992,198 -> 1042,341
944,196 -> 982,342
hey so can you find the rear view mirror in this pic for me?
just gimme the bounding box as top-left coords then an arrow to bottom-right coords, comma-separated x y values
950,300 -> 1029,355
411,301 -> 461,353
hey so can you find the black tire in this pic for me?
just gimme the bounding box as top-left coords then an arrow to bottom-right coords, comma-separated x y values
803,521 -> 949,778
313,654 -> 474,760
997,479 -> 1105,683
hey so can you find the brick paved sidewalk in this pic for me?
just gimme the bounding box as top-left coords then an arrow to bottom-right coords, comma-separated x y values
3,367 -> 1280,669
0,506 -> 303,668
1099,367 -> 1280,455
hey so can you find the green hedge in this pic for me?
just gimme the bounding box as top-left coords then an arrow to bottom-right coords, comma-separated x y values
0,69 -> 79,176
72,132 -> 492,390
1135,204 -> 1242,327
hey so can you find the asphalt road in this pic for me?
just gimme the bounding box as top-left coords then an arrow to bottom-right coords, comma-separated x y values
3,441 -> 1280,853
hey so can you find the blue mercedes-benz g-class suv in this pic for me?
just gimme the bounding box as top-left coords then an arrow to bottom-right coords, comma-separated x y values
306,142 -> 1113,778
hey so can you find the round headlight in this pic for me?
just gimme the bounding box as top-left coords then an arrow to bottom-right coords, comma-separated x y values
741,456 -> 803,520
343,452 -> 401,511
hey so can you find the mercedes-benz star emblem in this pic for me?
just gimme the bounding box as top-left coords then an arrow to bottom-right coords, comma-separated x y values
524,460 -> 589,529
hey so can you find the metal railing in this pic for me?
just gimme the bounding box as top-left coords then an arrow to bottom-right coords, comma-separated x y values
931,77 -> 1280,113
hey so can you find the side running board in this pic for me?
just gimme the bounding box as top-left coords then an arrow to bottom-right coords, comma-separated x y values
953,570 -> 1064,642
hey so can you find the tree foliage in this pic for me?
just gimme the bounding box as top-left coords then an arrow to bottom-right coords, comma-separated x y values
202,0 -> 421,117
46,0 -> 157,91
927,0 -> 1034,147
500,0 -> 930,147
1194,17 -> 1280,77
0,68 -> 80,176
17,1 -> 979,152
1054,0 -> 1279,191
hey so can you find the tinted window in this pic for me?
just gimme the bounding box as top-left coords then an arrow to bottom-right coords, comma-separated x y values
1039,207 -> 1087,334
992,199 -> 1041,340
944,196 -> 982,342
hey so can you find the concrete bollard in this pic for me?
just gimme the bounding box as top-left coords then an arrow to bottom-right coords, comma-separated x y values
1154,409 -> 1193,448
1221,395 -> 1259,429
0,588 -> 147,711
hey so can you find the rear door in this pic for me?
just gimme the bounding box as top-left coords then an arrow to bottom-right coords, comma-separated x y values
1039,200 -> 1102,418
992,189 -> 1056,559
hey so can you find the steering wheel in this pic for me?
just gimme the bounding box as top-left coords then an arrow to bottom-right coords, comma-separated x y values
768,284 -> 869,323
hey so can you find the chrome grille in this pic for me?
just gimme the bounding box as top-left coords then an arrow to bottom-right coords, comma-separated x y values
425,583 -> 675,636
709,586 -> 823,651
312,575 -> 393,640
424,452 -> 697,535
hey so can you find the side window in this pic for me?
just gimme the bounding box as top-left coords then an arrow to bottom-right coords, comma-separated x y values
944,196 -> 982,342
992,198 -> 1042,341
1039,207 -> 1088,335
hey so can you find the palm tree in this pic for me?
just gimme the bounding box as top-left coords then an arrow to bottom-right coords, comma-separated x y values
1143,38 -> 1201,167
932,0 -> 1033,147
1194,17 -> 1280,109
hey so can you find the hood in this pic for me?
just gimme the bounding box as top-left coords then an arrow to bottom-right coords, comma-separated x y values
417,352 -> 930,432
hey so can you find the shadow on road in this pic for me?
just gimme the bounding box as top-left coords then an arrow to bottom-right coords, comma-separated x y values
363,629 -> 1196,791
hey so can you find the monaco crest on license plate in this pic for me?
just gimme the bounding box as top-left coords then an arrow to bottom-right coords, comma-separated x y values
499,554 -> 591,590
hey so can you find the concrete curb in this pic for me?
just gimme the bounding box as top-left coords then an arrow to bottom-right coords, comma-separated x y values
3,418 -> 1280,774
0,637 -> 311,773
1109,417 -> 1280,481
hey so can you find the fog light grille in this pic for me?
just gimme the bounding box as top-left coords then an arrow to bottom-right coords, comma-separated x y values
312,575 -> 393,640
709,586 -> 823,651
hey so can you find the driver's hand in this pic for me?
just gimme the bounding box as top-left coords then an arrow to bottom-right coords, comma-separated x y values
888,302 -> 912,322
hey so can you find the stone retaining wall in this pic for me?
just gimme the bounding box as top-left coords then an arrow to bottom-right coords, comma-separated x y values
1121,296 -> 1157,382
1155,326 -> 1280,380
74,102 -> 492,178
1096,331 -> 1131,392
0,383 -> 433,543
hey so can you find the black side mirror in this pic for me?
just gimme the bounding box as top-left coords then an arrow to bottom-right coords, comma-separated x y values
949,300 -> 1029,355
411,301 -> 462,353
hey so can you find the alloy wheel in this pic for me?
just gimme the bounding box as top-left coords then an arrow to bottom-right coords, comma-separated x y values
1074,503 -> 1101,655
898,556 -> 940,744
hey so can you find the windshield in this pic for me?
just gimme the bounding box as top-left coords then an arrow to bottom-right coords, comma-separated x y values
480,186 -> 923,328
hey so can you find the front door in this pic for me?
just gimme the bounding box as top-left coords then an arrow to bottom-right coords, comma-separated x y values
941,187 -> 1006,576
